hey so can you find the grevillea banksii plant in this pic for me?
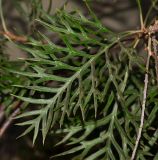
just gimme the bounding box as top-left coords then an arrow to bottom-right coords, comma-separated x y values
0,0 -> 158,159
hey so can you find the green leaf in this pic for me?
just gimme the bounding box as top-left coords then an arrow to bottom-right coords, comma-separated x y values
11,94 -> 51,104
13,85 -> 59,93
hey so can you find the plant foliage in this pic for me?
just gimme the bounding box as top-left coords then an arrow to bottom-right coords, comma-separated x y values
1,0 -> 158,159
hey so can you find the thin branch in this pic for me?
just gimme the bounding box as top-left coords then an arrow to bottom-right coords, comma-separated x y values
137,0 -> 144,29
0,0 -> 8,32
0,0 -> 27,43
0,31 -> 27,42
152,35 -> 158,85
0,100 -> 21,138
144,0 -> 158,26
0,108 -> 20,138
130,36 -> 151,160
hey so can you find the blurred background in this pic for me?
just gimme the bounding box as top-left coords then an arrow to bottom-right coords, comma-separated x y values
0,0 -> 155,159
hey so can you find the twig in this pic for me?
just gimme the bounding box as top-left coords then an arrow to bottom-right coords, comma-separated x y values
0,108 -> 20,138
0,0 -> 27,42
130,36 -> 151,160
0,0 -> 8,32
0,31 -> 27,42
0,100 -> 21,138
144,0 -> 158,26
136,0 -> 144,30
152,35 -> 158,85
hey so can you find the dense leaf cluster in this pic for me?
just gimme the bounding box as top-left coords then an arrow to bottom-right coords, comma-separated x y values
1,0 -> 158,159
